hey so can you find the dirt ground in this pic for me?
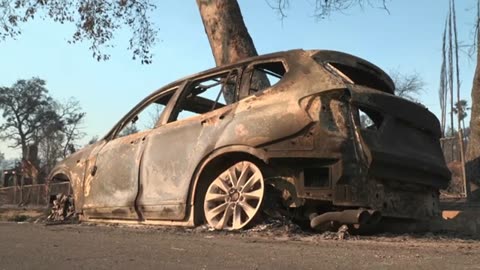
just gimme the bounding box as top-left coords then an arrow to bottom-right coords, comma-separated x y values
0,207 -> 46,221
1,222 -> 479,270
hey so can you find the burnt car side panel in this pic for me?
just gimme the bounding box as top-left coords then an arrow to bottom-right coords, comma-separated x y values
137,84 -> 318,219
82,130 -> 151,220
48,142 -> 103,212
138,104 -> 237,220
136,52 -> 345,221
48,49 -> 451,225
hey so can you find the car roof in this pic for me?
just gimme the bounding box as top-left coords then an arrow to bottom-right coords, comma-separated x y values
160,49 -> 307,89
104,49 -> 396,141
157,49 -> 394,94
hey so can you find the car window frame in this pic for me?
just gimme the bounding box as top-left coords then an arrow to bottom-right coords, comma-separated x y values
167,68 -> 242,123
104,83 -> 186,141
239,58 -> 289,100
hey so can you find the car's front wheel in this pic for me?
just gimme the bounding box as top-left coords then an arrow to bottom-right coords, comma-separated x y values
202,161 -> 265,230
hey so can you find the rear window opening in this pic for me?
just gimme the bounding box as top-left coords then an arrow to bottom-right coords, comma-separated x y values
173,71 -> 238,121
312,51 -> 394,94
358,107 -> 383,130
327,62 -> 392,93
247,61 -> 287,95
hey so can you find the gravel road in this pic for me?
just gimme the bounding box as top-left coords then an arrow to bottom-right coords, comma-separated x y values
0,222 -> 479,270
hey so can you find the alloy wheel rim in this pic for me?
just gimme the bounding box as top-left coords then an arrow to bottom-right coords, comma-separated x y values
203,161 -> 264,230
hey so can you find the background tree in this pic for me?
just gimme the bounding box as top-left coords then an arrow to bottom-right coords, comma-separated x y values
0,151 -> 4,169
454,99 -> 470,133
439,17 -> 448,137
466,0 -> 480,198
87,135 -> 99,145
0,0 -> 389,101
37,98 -> 85,173
0,0 -> 388,61
359,70 -> 425,128
0,0 -> 390,182
0,153 -> 15,171
0,78 -> 58,158
56,98 -> 86,157
389,70 -> 425,102
0,78 -> 85,174
118,123 -> 139,137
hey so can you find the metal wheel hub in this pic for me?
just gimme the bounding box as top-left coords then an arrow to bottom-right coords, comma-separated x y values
229,189 -> 241,202
203,161 -> 264,230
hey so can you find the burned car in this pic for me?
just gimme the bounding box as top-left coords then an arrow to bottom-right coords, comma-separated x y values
48,49 -> 450,230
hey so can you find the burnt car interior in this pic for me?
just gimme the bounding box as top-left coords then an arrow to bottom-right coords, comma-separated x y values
171,71 -> 238,121
246,61 -> 286,95
116,90 -> 176,138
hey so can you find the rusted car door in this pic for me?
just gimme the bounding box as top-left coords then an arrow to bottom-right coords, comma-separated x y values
82,88 -> 178,220
82,130 -> 151,219
137,70 -> 241,220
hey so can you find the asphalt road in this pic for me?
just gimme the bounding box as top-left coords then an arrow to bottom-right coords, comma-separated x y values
0,222 -> 479,270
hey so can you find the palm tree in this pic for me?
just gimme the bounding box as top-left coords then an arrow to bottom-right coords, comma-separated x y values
453,99 -> 470,134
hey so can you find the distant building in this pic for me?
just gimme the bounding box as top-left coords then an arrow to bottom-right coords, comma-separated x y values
2,169 -> 19,187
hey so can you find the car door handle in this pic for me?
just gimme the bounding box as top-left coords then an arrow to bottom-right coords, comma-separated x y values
201,110 -> 232,126
130,136 -> 147,144
201,116 -> 223,126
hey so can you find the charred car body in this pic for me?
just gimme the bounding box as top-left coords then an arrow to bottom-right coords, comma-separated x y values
48,49 -> 450,230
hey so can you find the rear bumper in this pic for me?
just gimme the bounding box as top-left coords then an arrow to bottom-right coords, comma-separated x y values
331,86 -> 449,219
265,86 -> 450,220
369,150 -> 451,189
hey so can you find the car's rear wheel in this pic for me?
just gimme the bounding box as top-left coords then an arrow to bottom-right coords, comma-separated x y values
203,161 -> 265,230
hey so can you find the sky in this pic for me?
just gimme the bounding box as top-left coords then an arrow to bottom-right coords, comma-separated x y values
0,0 -> 478,159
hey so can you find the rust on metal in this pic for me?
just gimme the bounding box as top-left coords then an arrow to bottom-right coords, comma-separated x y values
47,49 -> 451,230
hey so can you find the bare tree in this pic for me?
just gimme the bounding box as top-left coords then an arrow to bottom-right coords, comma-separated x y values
454,100 -> 470,132
87,135 -> 99,145
38,98 -> 85,173
389,70 -> 425,102
57,98 -> 86,157
267,0 -> 390,20
118,123 -> 139,137
439,18 -> 448,136
147,104 -> 165,129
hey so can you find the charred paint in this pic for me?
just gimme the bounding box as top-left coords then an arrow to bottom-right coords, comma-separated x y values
48,49 -> 451,228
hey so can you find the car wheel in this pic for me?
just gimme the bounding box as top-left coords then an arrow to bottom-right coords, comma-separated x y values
203,161 -> 265,230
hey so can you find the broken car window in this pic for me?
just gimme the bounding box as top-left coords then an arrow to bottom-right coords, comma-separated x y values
116,90 -> 175,138
358,107 -> 383,130
247,61 -> 286,95
172,71 -> 238,121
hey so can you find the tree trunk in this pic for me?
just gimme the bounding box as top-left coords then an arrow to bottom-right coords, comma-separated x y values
196,0 -> 258,66
196,0 -> 268,103
466,11 -> 480,199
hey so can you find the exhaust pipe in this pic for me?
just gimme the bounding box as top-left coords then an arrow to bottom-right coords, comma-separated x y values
366,210 -> 382,225
310,209 -> 380,229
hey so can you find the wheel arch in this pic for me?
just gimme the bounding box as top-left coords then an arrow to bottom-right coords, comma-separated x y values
48,166 -> 73,184
187,145 -> 269,225
47,166 -> 83,210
